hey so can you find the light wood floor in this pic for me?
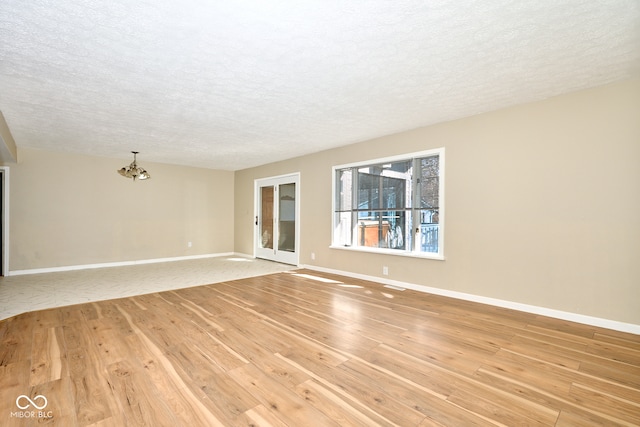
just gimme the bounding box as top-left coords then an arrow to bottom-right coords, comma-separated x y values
1,270 -> 639,426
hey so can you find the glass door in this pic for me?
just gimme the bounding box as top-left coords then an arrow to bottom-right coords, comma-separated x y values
255,174 -> 299,265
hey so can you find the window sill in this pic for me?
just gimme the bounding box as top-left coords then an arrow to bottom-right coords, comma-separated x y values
329,245 -> 445,261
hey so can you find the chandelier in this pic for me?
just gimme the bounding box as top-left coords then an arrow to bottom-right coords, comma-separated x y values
117,151 -> 150,181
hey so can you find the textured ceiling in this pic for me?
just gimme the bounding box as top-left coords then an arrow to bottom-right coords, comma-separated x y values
1,1 -> 639,171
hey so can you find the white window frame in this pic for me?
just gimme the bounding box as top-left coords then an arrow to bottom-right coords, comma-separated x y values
330,148 -> 445,260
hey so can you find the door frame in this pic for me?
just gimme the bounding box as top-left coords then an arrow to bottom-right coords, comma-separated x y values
0,167 -> 9,276
254,172 -> 300,265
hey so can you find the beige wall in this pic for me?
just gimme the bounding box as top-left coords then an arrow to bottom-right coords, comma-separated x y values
235,78 -> 640,325
0,111 -> 18,163
6,148 -> 234,271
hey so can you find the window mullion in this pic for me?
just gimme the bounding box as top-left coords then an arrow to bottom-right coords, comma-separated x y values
351,167 -> 358,247
412,158 -> 420,253
378,174 -> 384,248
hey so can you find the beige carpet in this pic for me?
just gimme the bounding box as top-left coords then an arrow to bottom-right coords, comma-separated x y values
0,256 -> 296,320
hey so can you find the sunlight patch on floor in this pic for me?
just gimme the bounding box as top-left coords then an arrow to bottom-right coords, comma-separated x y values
289,273 -> 343,284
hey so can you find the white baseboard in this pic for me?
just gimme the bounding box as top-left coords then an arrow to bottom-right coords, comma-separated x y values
8,252 -> 236,276
300,264 -> 640,335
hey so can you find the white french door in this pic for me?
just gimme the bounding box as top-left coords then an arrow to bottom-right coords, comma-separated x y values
254,173 -> 299,265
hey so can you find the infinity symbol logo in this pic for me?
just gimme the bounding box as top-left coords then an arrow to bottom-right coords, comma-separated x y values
16,395 -> 48,410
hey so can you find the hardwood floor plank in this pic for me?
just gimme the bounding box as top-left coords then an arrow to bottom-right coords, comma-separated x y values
1,269 -> 639,426
0,313 -> 35,366
29,326 -> 64,386
32,307 -> 64,329
332,359 -> 432,426
241,404 -> 290,427
21,378 -> 77,427
228,362 -> 340,426
524,324 -> 596,348
275,352 -> 399,426
586,339 -> 640,365
63,318 -> 114,426
473,367 -> 638,426
382,333 -> 488,376
506,334 -> 583,369
116,304 -> 227,427
87,318 -> 131,366
578,359 -> 640,389
554,409 -> 622,427
568,382 -> 640,425
202,372 -> 264,422
594,331 -> 640,350
106,359 -> 177,426
294,378 -> 394,427
361,343 -> 543,426
482,348 -> 576,394
512,328 -> 640,388
446,386 -> 558,427
90,300 -> 135,337
527,316 -> 599,339
280,310 -> 381,356
361,343 -> 453,396
0,360 -> 30,392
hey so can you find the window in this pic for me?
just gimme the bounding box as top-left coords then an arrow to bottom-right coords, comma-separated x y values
332,148 -> 444,258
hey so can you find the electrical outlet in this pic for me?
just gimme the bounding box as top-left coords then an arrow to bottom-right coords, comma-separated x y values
383,266 -> 389,275
187,241 -> 192,248
311,252 -> 316,260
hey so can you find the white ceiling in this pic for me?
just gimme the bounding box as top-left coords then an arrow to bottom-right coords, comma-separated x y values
1,1 -> 639,171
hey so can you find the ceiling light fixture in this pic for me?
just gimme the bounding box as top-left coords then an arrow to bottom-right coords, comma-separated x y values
117,151 -> 150,181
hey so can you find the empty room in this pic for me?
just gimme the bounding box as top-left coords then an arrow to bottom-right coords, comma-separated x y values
1,1 -> 639,426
